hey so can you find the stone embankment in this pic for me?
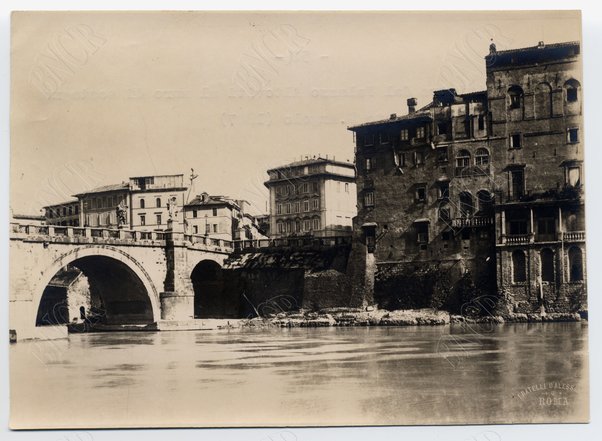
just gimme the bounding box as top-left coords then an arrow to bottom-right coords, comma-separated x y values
240,308 -> 584,328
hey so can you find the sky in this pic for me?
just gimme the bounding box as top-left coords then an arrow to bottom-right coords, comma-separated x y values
10,10 -> 582,216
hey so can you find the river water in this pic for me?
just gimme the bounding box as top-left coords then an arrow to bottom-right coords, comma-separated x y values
10,322 -> 589,428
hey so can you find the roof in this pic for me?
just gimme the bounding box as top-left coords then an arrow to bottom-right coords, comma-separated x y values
186,194 -> 239,209
42,199 -> 79,209
348,110 -> 432,131
486,41 -> 580,69
74,183 -> 128,197
267,156 -> 354,173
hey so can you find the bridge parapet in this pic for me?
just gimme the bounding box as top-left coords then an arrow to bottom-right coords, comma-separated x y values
10,222 -> 167,247
232,236 -> 352,253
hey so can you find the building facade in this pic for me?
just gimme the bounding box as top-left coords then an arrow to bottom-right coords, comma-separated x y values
43,200 -> 80,226
184,193 -> 265,241
347,41 -> 585,314
265,157 -> 357,238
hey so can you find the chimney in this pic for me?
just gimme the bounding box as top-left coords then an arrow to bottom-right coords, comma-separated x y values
407,98 -> 417,114
538,41 -> 545,49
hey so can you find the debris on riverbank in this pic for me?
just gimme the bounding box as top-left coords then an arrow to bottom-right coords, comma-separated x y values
240,308 -> 585,328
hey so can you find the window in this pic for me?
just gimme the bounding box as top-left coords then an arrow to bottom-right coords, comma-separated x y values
538,217 -> 556,241
567,166 -> 581,187
439,203 -> 451,222
400,129 -> 409,141
394,151 -> 406,167
475,148 -> 490,166
459,192 -> 473,218
508,86 -> 524,110
294,202 -> 300,213
568,247 -> 583,281
540,249 -> 554,282
156,198 -> 161,208
140,215 -> 146,226
312,182 -> 319,193
365,157 -> 373,172
68,206 -> 73,215
213,224 -> 218,233
567,128 -> 579,144
508,218 -> 527,236
156,214 -> 162,225
437,122 -> 448,135
193,210 -> 198,218
416,126 -> 425,139
415,185 -> 427,203
565,79 -> 580,103
477,190 -> 493,213
511,169 -> 525,199
414,151 -> 425,166
512,250 -> 527,283
438,182 -> 449,200
456,149 -> 471,169
277,221 -> 284,234
313,218 -> 320,230
212,207 -> 218,216
510,134 -> 522,149
437,147 -> 448,163
302,219 -> 310,231
193,225 -> 199,234
364,191 -> 374,208
277,204 -> 282,215
415,222 -> 429,245
295,219 -> 301,232
478,114 -> 485,131
345,183 -> 349,193
337,182 -> 341,193
75,205 -> 79,214
286,203 -> 291,214
302,183 -> 309,193
303,200 -> 310,212
312,199 -> 319,210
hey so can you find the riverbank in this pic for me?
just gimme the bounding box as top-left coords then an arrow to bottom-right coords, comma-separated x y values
240,308 -> 585,328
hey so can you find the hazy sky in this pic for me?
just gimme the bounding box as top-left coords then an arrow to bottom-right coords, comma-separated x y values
11,11 -> 581,216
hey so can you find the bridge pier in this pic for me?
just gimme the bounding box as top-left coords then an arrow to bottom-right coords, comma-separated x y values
161,224 -> 195,321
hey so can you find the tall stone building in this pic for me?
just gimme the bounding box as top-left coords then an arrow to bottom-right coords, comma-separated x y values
347,41 -> 585,314
265,157 -> 357,239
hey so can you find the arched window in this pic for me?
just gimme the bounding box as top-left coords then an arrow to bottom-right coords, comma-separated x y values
512,250 -> 527,283
156,197 -> 162,208
564,79 -> 580,103
459,192 -> 473,218
476,190 -> 493,213
568,247 -> 583,282
507,85 -> 524,110
540,248 -> 555,282
534,82 -> 552,118
456,149 -> 471,168
139,198 -> 145,209
475,148 -> 490,166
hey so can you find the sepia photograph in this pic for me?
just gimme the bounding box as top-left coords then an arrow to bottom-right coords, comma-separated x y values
7,8 -> 590,431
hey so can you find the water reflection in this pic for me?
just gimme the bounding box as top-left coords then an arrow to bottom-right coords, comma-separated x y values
10,323 -> 588,429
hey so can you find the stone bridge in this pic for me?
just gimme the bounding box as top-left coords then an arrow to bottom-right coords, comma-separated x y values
9,222 -> 232,340
9,222 -> 359,341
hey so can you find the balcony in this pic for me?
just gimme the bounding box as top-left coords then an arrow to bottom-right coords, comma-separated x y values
451,216 -> 493,228
503,233 -> 533,245
561,231 -> 585,242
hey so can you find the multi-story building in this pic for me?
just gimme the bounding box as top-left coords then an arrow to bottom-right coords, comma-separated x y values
69,174 -> 187,231
347,40 -> 585,314
486,41 -> 585,313
184,193 -> 265,241
264,157 -> 357,238
43,200 -> 81,226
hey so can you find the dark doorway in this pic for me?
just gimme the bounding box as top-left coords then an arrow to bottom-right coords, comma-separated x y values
192,260 -> 229,318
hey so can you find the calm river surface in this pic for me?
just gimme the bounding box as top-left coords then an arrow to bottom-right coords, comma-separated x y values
10,322 -> 589,428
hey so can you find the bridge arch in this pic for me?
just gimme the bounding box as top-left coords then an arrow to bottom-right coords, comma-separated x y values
32,246 -> 161,326
191,259 -> 233,318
